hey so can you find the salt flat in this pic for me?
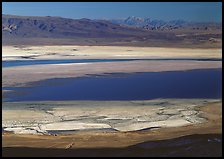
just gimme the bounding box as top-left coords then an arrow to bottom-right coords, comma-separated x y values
2,100 -> 222,149
2,99 -> 220,134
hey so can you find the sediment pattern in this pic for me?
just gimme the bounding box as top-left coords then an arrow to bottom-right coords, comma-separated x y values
2,99 -> 220,134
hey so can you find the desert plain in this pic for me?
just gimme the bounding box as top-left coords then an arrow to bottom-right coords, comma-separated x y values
2,45 -> 222,157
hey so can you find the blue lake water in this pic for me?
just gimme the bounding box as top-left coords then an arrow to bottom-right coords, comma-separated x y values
2,58 -> 221,68
3,68 -> 222,102
2,59 -> 134,67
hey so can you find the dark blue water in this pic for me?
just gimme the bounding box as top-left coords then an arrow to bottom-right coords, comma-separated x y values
2,58 -> 221,68
3,69 -> 222,102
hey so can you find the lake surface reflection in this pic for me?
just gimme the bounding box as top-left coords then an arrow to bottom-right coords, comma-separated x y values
4,69 -> 222,102
3,58 -> 221,68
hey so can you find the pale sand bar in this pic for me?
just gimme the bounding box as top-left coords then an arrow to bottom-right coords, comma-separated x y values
2,45 -> 222,60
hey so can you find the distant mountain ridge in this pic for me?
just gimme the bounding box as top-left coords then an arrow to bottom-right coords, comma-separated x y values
109,16 -> 221,31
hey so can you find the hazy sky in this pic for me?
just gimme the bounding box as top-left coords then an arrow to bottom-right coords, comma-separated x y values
2,2 -> 222,22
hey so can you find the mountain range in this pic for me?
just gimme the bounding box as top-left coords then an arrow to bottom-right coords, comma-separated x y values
2,14 -> 222,47
109,16 -> 221,31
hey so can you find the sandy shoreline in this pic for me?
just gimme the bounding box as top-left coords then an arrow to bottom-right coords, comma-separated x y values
2,45 -> 222,61
2,99 -> 222,149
